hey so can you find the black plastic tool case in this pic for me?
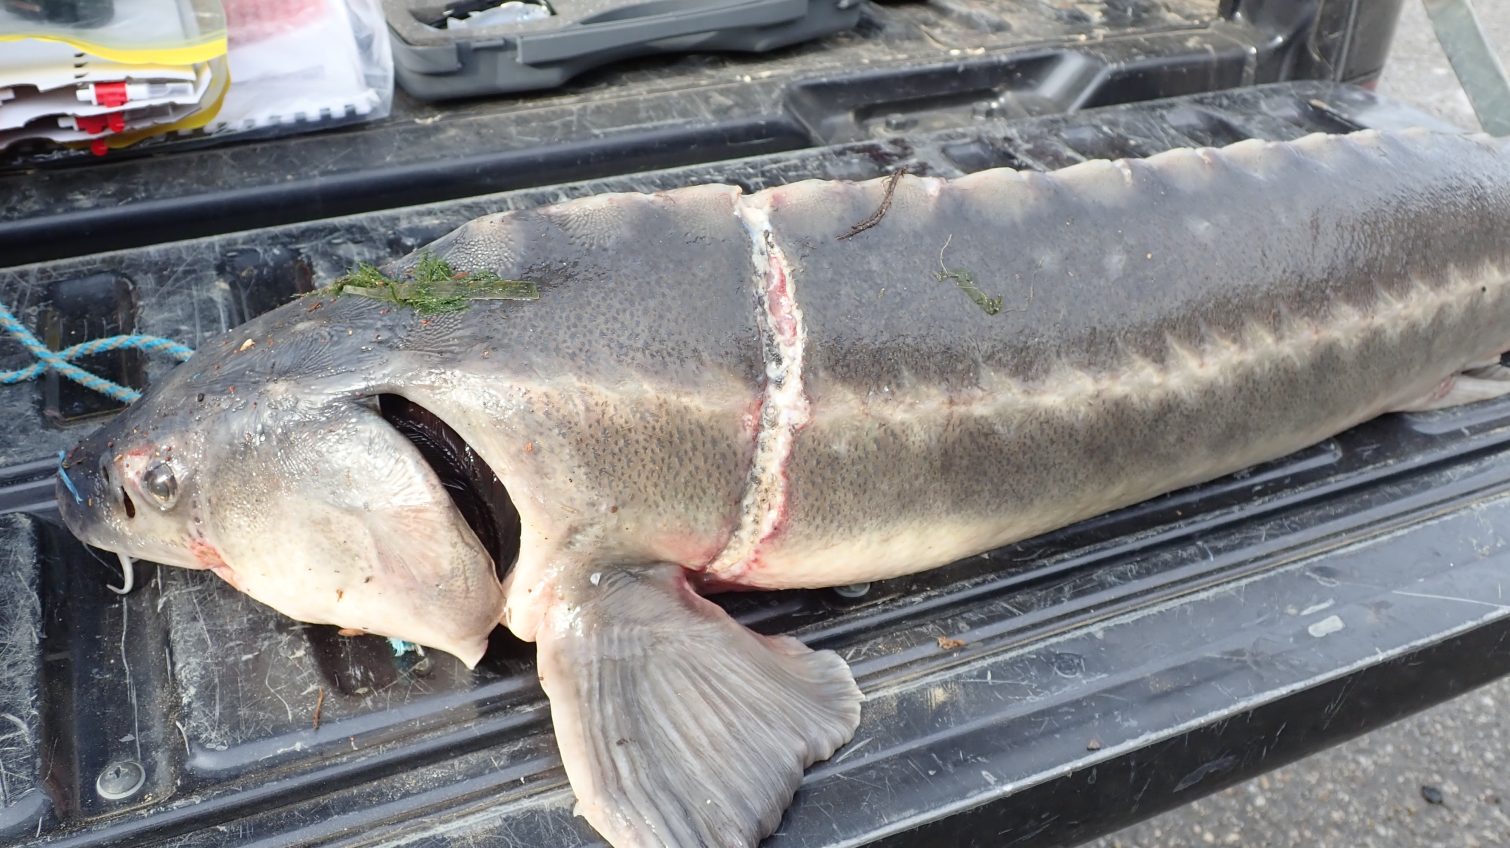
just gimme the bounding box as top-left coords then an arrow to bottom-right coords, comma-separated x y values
386,0 -> 866,99
9,2 -> 1510,847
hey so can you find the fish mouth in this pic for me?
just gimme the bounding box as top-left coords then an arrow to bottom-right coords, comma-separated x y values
377,394 -> 521,581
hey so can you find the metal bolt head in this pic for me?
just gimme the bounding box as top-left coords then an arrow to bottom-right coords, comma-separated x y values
95,760 -> 145,801
411,654 -> 434,677
832,582 -> 872,600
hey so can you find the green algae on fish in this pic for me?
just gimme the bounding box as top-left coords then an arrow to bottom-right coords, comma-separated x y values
936,266 -> 1003,315
322,251 -> 539,314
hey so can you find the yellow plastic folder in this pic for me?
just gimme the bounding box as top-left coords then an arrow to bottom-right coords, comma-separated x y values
0,0 -> 227,64
0,0 -> 228,152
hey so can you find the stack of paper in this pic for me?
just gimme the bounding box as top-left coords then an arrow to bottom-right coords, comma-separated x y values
0,0 -> 229,155
0,0 -> 390,157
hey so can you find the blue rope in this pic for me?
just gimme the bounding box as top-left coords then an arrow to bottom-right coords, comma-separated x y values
1,300 -> 193,404
56,450 -> 82,505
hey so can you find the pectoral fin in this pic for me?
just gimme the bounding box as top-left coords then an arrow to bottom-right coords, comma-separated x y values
1392,362 -> 1510,412
536,564 -> 861,848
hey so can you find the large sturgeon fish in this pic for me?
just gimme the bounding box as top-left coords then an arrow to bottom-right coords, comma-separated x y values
57,128 -> 1510,847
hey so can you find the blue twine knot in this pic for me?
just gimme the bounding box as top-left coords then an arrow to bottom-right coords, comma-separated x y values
1,300 -> 193,404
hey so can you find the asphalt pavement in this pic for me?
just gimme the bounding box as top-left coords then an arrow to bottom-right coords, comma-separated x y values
1087,3 -> 1510,846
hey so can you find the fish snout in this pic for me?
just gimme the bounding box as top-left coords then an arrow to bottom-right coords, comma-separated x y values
56,427 -> 151,548
56,441 -> 117,542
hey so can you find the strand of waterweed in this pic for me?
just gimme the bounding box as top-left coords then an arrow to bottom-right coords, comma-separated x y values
936,267 -> 1003,316
318,251 -> 539,315
934,234 -> 1004,316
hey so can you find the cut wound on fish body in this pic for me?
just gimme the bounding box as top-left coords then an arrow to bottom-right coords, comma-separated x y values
53,128 -> 1510,847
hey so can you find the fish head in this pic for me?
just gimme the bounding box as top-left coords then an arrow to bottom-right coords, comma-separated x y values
56,307 -> 506,666
55,357 -> 229,574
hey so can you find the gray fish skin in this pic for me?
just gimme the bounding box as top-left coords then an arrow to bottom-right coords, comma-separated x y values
741,129 -> 1510,588
52,129 -> 1510,848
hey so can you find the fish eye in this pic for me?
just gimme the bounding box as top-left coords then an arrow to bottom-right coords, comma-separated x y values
142,462 -> 178,509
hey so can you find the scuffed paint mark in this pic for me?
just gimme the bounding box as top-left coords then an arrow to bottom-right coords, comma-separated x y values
1299,599 -> 1335,616
1308,614 -> 1345,638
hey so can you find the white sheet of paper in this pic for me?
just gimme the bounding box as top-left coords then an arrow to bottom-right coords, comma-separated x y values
0,40 -> 196,92
0,62 -> 210,131
1,106 -> 179,147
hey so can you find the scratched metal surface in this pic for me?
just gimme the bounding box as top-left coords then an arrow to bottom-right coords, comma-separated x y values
1,82 -> 1508,847
0,516 -> 43,836
0,0 -> 1253,267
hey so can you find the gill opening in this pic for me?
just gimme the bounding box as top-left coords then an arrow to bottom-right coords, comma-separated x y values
376,394 -> 521,582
